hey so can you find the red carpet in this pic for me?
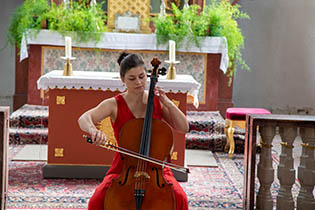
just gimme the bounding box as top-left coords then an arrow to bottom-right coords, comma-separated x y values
8,145 -> 246,210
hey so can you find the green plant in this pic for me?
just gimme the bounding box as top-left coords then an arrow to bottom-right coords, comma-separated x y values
39,0 -> 107,44
153,4 -> 208,48
6,0 -> 107,50
204,0 -> 250,79
7,0 -> 50,49
152,1 -> 250,81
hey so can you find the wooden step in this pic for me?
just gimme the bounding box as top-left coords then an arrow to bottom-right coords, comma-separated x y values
9,127 -> 48,145
10,104 -> 48,129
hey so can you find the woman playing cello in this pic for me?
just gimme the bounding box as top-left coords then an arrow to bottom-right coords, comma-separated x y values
78,53 -> 189,210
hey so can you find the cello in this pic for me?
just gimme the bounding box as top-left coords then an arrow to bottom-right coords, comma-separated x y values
103,57 -> 177,210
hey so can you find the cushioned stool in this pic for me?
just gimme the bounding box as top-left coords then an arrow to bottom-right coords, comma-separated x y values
225,108 -> 271,158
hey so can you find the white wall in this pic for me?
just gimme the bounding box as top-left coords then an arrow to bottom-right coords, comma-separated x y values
234,0 -> 315,114
0,0 -> 23,112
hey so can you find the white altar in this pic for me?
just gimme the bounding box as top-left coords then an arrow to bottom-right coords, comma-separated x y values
37,70 -> 201,107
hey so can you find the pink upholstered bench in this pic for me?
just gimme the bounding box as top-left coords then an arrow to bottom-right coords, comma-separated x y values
225,108 -> 271,158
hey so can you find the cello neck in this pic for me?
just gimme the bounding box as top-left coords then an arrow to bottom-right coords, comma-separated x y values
139,58 -> 160,156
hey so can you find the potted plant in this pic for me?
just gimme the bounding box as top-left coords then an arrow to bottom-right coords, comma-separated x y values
7,0 -> 50,49
152,0 -> 250,81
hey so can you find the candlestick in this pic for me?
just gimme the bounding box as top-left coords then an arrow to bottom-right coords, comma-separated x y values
169,40 -> 176,63
61,56 -> 76,76
166,62 -> 176,80
165,60 -> 180,80
64,58 -> 72,76
65,36 -> 72,58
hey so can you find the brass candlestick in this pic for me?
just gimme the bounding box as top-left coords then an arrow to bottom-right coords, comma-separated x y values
61,57 -> 76,76
165,60 -> 180,80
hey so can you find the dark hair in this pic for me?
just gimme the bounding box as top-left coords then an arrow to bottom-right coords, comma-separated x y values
117,53 -> 145,77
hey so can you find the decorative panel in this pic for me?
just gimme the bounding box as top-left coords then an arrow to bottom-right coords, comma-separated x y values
107,0 -> 151,33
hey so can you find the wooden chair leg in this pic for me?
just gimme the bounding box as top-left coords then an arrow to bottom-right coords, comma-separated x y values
224,119 -> 230,152
227,126 -> 235,158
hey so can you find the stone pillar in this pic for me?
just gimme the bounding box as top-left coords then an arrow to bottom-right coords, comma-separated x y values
297,127 -> 315,210
256,125 -> 276,210
276,126 -> 297,210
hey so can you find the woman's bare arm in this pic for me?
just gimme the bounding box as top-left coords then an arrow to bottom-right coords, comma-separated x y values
78,98 -> 117,145
156,87 -> 189,133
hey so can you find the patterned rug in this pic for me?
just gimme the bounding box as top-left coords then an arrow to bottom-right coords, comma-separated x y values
186,111 -> 246,154
9,104 -> 48,145
7,145 -> 301,210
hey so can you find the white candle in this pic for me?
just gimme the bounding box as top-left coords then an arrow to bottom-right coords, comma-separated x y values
90,0 -> 97,6
169,40 -> 176,62
65,36 -> 72,58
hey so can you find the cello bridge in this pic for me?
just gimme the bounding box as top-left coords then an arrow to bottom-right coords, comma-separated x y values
134,171 -> 150,179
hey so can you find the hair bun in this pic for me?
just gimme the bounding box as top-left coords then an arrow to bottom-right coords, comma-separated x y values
117,52 -> 129,65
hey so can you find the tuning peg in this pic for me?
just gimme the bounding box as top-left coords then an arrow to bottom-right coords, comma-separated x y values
158,67 -> 167,76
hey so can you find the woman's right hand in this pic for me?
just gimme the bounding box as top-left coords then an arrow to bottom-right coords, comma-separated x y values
89,127 -> 107,146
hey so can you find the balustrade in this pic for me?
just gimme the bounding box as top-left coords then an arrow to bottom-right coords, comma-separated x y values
244,114 -> 315,210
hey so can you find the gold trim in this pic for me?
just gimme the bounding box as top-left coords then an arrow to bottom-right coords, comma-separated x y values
96,117 -> 117,146
54,148 -> 64,157
56,96 -> 66,105
280,142 -> 294,149
171,99 -> 180,107
260,140 -> 273,148
171,151 -> 178,160
301,143 -> 315,150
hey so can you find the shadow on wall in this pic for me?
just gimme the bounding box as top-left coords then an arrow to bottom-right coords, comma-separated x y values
0,96 -> 13,113
270,106 -> 314,115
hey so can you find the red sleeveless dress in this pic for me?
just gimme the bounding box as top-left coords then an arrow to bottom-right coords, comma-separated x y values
88,94 -> 188,210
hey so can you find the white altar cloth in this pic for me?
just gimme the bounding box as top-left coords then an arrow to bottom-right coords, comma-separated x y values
21,29 -> 229,73
37,70 -> 201,108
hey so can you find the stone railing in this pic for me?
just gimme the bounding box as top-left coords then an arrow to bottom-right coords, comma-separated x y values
243,114 -> 315,210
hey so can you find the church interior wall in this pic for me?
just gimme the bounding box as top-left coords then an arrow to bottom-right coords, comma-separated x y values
0,0 -> 22,112
234,0 -> 315,115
